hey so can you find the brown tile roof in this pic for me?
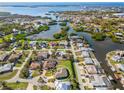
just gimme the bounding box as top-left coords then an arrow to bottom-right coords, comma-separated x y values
43,60 -> 57,70
30,62 -> 41,70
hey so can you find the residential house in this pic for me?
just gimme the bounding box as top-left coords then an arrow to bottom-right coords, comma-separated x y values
86,65 -> 97,74
37,52 -> 50,61
43,60 -> 57,70
0,52 -> 10,62
8,52 -> 22,64
55,68 -> 69,79
90,74 -> 111,89
82,51 -> 90,58
116,64 -> 124,72
0,63 -> 13,74
55,80 -> 71,90
84,58 -> 94,65
30,62 -> 41,70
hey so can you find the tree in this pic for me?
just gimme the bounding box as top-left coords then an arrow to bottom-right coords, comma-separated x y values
53,33 -> 61,39
59,22 -> 67,26
38,25 -> 49,32
20,67 -> 29,78
92,33 -> 106,41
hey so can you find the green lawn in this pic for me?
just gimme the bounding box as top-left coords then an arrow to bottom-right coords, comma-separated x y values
6,82 -> 28,90
0,38 -> 3,44
15,63 -> 22,67
57,60 -> 74,80
32,70 -> 40,78
73,64 -> 78,81
0,70 -> 18,81
45,69 -> 56,77
3,34 -> 13,42
33,85 -> 37,90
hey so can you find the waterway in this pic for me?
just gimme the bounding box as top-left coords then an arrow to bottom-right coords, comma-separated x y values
1,2 -> 124,89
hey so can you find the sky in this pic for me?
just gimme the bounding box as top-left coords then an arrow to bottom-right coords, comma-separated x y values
0,0 -> 124,2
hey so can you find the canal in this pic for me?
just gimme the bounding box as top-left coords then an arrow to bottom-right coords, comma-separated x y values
77,32 -> 124,89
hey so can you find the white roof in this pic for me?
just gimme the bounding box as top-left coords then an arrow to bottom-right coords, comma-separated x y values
0,63 -> 13,73
115,33 -> 123,36
90,75 -> 106,87
81,47 -> 93,52
116,64 -> 124,71
77,43 -> 83,47
55,80 -> 71,90
112,55 -> 121,62
84,58 -> 94,65
82,51 -> 90,58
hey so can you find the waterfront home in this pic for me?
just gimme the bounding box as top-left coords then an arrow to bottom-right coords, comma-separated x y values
81,47 -> 94,52
85,65 -> 97,74
112,51 -> 124,62
70,36 -> 79,40
30,41 -> 36,47
55,80 -> 71,90
59,41 -> 68,46
0,63 -> 13,74
39,42 -> 48,48
115,32 -> 123,39
82,51 -> 90,58
112,55 -> 121,62
55,68 -> 69,79
90,75 -> 110,89
84,58 -> 94,65
116,64 -> 124,72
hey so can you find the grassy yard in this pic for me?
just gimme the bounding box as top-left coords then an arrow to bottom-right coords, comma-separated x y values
0,70 -> 18,81
57,60 -> 74,80
0,38 -> 3,44
45,69 -> 56,77
6,82 -> 28,90
73,64 -> 78,81
33,85 -> 37,90
32,70 -> 40,78
15,63 -> 22,67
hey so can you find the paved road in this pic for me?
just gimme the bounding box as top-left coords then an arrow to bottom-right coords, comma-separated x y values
27,83 -> 33,90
